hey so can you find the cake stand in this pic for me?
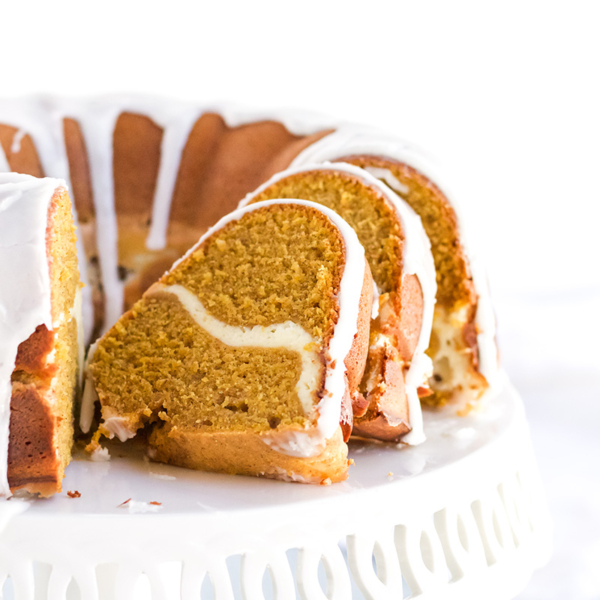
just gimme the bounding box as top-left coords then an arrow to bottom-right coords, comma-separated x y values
0,375 -> 552,600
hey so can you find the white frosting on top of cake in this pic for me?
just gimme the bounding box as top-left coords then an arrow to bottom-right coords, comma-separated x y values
371,279 -> 380,320
0,173 -> 64,497
364,166 -> 410,196
291,128 -> 499,391
0,99 -> 93,345
0,144 -> 10,173
157,198 -> 366,458
240,162 -> 437,445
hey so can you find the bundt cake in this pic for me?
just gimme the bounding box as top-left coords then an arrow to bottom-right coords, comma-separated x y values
0,173 -> 81,497
85,200 -> 372,484
0,95 -> 498,447
241,163 -> 437,444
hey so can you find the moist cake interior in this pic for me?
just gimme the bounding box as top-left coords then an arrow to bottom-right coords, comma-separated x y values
89,204 -> 346,438
251,170 -> 403,295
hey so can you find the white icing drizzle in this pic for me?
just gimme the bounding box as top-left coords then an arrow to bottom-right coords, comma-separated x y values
0,98 -> 94,345
291,129 -> 499,391
364,166 -> 410,195
151,199 -> 365,457
0,144 -> 9,173
0,173 -> 63,497
0,97 -> 496,391
10,129 -> 25,155
240,162 -> 437,445
79,341 -> 98,434
371,279 -> 380,320
145,108 -> 202,250
156,283 -> 322,415
70,102 -> 124,334
217,103 -> 340,136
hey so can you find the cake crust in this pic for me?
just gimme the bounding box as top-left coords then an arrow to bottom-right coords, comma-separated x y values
2,185 -> 80,497
149,426 -> 349,484
8,383 -> 61,496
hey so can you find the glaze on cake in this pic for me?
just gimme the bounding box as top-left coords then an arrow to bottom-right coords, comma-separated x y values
85,200 -> 372,484
0,173 -> 81,497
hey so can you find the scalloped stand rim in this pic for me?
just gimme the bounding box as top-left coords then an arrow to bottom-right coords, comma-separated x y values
0,374 -> 552,599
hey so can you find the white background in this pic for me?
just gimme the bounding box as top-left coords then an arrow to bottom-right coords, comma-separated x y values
1,1 -> 599,597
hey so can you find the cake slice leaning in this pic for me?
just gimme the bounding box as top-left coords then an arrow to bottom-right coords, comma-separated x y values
85,200 -> 372,484
0,173 -> 82,497
241,163 -> 437,444
291,130 -> 499,409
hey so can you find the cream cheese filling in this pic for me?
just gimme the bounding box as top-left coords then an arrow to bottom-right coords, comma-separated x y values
363,166 -> 410,196
428,306 -> 485,406
156,283 -> 323,416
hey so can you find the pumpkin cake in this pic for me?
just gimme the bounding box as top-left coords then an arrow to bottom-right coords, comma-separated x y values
85,200 -> 372,484
0,99 -> 497,418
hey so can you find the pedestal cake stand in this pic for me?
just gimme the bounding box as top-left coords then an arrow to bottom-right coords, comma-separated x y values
0,375 -> 551,600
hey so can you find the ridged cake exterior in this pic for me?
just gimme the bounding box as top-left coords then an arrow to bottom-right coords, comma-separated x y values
0,174 -> 81,497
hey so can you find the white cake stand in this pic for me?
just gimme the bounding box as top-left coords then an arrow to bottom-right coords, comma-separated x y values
0,375 -> 551,600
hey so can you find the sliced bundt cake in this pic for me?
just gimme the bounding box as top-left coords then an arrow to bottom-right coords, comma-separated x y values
0,98 -> 497,417
0,173 -> 81,497
241,163 -> 437,444
291,132 -> 498,408
85,200 -> 372,484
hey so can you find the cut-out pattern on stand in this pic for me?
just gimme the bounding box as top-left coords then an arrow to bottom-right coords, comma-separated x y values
0,385 -> 552,600
0,465 -> 551,599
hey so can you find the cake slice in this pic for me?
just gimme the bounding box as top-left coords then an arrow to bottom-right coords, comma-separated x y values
291,131 -> 499,408
85,200 -> 372,484
241,163 -> 437,444
337,155 -> 496,408
0,173 -> 82,497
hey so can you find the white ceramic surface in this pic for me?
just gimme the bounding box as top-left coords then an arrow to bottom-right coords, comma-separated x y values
0,376 -> 552,599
